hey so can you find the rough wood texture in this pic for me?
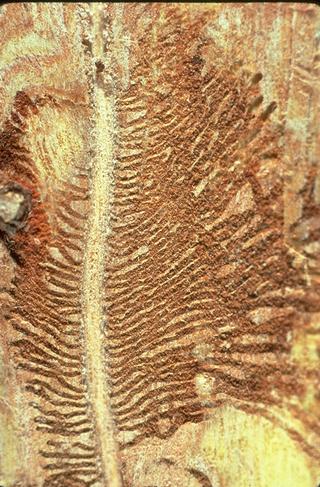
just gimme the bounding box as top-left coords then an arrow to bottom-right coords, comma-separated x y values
0,3 -> 319,487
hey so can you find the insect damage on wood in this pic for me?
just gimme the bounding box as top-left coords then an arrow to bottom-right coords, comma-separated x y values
0,183 -> 31,235
0,3 -> 319,487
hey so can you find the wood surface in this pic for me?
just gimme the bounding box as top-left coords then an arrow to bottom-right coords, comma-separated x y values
0,3 -> 319,487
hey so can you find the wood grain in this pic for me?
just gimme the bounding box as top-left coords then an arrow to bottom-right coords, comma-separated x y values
0,3 -> 319,487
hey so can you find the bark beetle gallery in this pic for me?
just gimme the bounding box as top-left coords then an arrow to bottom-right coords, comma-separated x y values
0,3 -> 319,487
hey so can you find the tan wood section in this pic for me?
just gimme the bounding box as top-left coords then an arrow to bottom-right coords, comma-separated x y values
0,3 -> 319,486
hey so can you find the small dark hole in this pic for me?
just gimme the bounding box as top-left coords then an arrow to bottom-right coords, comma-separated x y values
95,60 -> 105,73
